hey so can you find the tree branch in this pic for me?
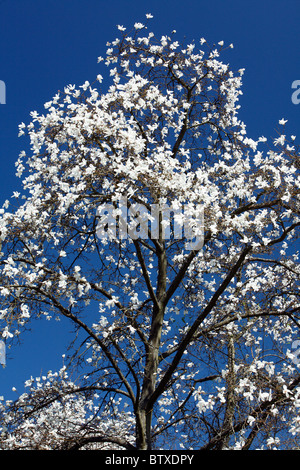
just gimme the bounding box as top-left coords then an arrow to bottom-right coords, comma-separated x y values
133,239 -> 159,309
147,244 -> 251,411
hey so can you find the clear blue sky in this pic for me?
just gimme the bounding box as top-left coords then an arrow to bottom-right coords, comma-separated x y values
0,0 -> 300,399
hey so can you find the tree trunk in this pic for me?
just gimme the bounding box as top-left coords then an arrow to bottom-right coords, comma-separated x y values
216,334 -> 236,450
136,408 -> 152,450
136,237 -> 167,450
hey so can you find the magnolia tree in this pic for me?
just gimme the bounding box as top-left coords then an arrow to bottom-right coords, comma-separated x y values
0,15 -> 300,450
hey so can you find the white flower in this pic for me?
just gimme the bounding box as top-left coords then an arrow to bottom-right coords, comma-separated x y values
134,23 -> 144,30
2,327 -> 13,339
105,296 -> 118,308
247,416 -> 255,426
80,81 -> 90,91
99,315 -> 108,328
20,304 -> 30,318
274,134 -> 285,146
279,118 -> 288,125
266,436 -> 280,447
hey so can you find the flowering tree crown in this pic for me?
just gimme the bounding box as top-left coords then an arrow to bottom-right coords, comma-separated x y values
0,15 -> 299,450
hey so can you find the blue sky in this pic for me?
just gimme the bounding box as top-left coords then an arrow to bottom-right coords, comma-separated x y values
0,0 -> 300,400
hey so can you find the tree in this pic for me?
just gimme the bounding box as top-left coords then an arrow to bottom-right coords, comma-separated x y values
0,15 -> 299,450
